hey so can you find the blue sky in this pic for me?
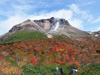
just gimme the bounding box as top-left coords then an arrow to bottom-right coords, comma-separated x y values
0,0 -> 100,35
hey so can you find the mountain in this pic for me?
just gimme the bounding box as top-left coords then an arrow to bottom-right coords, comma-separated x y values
0,17 -> 90,43
91,30 -> 100,40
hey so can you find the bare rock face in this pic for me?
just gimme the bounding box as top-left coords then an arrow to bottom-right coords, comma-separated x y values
33,17 -> 70,32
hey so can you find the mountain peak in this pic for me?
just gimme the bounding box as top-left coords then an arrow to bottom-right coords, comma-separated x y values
8,17 -> 89,36
0,17 -> 90,43
34,17 -> 70,26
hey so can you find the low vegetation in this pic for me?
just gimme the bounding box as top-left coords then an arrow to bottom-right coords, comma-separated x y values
3,31 -> 48,43
0,34 -> 100,75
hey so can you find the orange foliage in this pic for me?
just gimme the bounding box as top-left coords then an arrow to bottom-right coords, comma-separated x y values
0,38 -> 100,66
69,61 -> 80,68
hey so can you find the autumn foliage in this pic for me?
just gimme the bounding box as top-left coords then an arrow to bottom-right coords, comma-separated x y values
0,37 -> 100,74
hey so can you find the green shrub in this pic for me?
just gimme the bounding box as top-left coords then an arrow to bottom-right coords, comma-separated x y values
96,50 -> 100,53
88,63 -> 100,70
21,64 -> 72,75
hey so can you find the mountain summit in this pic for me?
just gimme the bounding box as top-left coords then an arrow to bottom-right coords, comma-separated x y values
9,17 -> 70,33
9,17 -> 89,36
0,17 -> 90,42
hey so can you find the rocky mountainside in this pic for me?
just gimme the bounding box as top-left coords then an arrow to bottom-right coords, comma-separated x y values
8,17 -> 71,34
0,17 -> 91,42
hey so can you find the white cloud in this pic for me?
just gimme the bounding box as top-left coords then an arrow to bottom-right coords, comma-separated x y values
81,0 -> 95,6
0,3 -> 95,34
69,4 -> 80,14
74,0 -> 95,5
0,0 -> 63,18
93,17 -> 100,23
0,0 -> 8,5
69,19 -> 83,29
84,1 -> 94,5
31,9 -> 73,20
0,15 -> 28,34
69,4 -> 94,21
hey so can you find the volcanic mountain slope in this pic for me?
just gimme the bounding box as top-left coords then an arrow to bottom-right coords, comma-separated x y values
0,17 -> 90,43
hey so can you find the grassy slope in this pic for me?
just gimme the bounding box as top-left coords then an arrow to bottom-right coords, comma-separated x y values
1,31 -> 69,44
4,31 -> 48,43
